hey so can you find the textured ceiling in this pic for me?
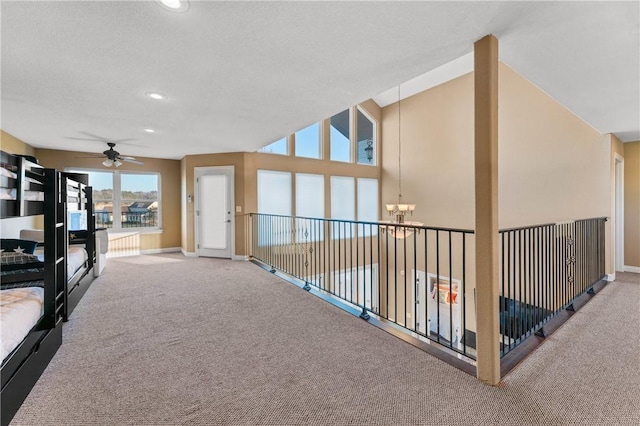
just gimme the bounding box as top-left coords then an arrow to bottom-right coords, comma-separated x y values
1,1 -> 638,160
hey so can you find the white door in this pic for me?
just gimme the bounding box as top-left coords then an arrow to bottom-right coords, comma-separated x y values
196,167 -> 234,258
412,270 -> 427,335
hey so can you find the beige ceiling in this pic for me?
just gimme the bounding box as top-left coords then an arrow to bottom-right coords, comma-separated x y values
1,1 -> 638,160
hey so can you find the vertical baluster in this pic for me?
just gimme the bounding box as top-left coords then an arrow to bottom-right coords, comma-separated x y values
448,230 -> 453,349
462,232 -> 467,356
436,230 -> 440,344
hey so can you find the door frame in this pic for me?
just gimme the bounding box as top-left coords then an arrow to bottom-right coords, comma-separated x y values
194,166 -> 235,259
614,153 -> 624,272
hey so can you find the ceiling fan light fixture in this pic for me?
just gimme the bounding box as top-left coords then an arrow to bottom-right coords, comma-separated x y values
102,159 -> 113,167
114,159 -> 123,167
156,0 -> 189,12
144,128 -> 155,133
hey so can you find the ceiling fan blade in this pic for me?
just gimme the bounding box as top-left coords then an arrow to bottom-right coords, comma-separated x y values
121,158 -> 144,165
67,137 -> 107,142
73,132 -> 139,145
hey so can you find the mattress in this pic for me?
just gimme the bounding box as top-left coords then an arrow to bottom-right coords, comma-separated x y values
0,286 -> 44,362
67,246 -> 88,278
35,246 -> 88,279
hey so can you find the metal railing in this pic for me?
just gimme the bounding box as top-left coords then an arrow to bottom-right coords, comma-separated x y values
249,213 -> 476,359
95,210 -> 158,228
498,217 -> 606,356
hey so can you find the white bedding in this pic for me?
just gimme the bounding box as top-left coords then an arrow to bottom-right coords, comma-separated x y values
35,246 -> 88,278
0,287 -> 44,362
67,246 -> 88,278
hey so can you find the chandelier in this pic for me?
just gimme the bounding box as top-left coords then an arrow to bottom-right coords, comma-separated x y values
382,84 -> 422,239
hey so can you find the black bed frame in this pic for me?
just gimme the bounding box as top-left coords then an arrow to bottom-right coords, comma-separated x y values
0,152 -> 95,425
61,173 -> 96,321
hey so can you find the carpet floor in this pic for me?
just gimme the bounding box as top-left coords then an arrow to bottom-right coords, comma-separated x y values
10,254 -> 640,425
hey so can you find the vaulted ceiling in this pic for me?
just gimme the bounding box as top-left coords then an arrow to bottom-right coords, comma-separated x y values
1,1 -> 638,160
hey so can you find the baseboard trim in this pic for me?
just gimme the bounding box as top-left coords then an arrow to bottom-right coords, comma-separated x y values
606,273 -> 616,282
140,247 -> 181,255
624,265 -> 640,274
232,255 -> 249,261
181,249 -> 197,257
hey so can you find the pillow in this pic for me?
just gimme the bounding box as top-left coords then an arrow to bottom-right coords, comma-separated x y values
1,239 -> 38,254
20,229 -> 44,243
69,230 -> 88,242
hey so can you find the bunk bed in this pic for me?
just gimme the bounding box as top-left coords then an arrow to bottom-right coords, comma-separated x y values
61,172 -> 96,320
0,152 -> 65,426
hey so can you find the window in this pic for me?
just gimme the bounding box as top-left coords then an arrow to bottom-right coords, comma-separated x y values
120,173 -> 159,228
66,169 -> 160,231
295,173 -> 324,242
357,178 -> 379,236
258,137 -> 288,155
330,109 -> 350,162
257,170 -> 292,245
330,176 -> 355,239
357,108 -> 376,165
295,123 -> 321,159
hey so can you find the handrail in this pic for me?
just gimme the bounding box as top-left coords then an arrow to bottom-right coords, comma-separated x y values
248,212 -> 476,360
248,212 -> 475,234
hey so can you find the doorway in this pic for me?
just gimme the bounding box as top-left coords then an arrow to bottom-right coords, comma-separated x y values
195,166 -> 234,258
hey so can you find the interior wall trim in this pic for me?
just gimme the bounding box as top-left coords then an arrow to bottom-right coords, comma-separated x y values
624,265 -> 640,274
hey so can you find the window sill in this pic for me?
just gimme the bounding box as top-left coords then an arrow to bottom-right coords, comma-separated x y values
105,228 -> 164,235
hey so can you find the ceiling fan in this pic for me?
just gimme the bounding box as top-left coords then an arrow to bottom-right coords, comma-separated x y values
76,142 -> 144,167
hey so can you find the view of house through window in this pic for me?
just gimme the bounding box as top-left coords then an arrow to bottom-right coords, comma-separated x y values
66,169 -> 160,230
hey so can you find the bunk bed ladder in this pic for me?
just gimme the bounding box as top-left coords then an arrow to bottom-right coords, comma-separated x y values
42,169 -> 65,328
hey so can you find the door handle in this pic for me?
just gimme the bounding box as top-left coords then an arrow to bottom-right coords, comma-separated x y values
225,220 -> 231,223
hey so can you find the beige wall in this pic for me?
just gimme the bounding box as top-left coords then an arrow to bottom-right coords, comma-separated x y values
34,148 -> 181,251
381,62 -> 612,274
181,101 -> 382,257
610,134 -> 624,273
182,152 -> 246,255
1,130 -> 36,157
0,130 -> 40,236
624,141 -> 640,268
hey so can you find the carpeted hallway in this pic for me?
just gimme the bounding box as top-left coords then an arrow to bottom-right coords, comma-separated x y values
10,254 -> 640,425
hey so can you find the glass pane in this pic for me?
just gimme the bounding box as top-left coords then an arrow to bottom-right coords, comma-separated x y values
83,171 -> 113,202
357,109 -> 375,164
296,173 -> 324,242
78,170 -> 114,229
330,109 -> 350,162
121,174 -> 158,201
121,173 -> 159,228
296,174 -> 324,219
257,170 -> 292,246
95,201 -> 114,229
258,137 -> 287,155
330,176 -> 355,239
295,123 -> 321,159
357,178 -> 379,237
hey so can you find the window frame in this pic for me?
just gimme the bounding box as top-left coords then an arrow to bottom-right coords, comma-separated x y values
65,168 -> 162,233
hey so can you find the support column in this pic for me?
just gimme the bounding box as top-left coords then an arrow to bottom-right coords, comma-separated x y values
474,34 -> 501,385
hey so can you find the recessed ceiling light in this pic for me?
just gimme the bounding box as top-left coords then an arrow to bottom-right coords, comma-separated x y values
144,129 -> 155,133
156,0 -> 189,12
146,92 -> 167,100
